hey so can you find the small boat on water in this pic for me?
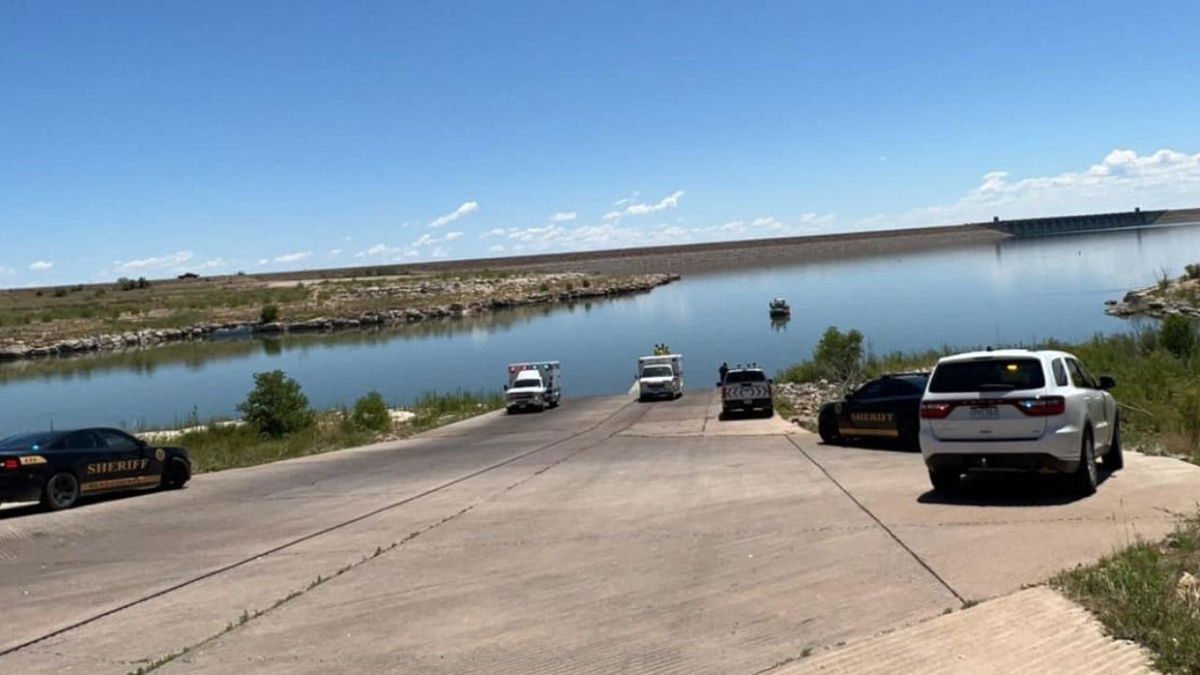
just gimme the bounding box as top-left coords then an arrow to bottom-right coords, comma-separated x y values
769,297 -> 791,317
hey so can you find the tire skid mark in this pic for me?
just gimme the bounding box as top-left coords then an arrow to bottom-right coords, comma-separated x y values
123,401 -> 657,667
0,399 -> 641,661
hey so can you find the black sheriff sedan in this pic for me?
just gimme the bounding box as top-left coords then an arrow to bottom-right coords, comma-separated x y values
817,372 -> 929,450
0,428 -> 191,510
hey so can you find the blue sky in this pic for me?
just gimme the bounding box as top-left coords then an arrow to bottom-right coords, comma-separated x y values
3,1 -> 1200,286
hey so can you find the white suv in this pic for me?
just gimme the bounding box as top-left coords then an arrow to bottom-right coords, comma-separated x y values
919,349 -> 1121,495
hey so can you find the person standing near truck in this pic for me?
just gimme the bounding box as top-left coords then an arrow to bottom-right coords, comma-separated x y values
718,362 -> 729,384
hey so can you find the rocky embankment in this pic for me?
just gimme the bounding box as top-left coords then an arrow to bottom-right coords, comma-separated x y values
773,380 -> 846,430
0,273 -> 679,362
1105,275 -> 1200,319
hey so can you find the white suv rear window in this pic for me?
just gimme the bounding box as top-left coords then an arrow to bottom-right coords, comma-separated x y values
929,358 -> 1045,393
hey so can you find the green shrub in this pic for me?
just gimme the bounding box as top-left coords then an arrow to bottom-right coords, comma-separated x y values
351,391 -> 392,432
565,282 -> 575,292
260,304 -> 280,324
538,282 -> 550,292
582,278 -> 591,288
813,326 -> 865,382
1162,315 -> 1197,359
1186,263 -> 1200,280
236,370 -> 315,438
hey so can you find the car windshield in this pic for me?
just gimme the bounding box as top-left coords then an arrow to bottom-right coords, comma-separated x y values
929,359 -> 1045,393
513,379 -> 542,389
0,432 -> 59,451
642,366 -> 673,378
725,370 -> 766,383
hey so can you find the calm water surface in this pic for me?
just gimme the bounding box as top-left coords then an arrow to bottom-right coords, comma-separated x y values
3,225 -> 1198,432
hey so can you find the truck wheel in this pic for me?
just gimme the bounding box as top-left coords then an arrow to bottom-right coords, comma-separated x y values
928,468 -> 960,494
763,405 -> 775,418
1105,418 -> 1124,471
42,472 -> 81,511
1072,428 -> 1098,496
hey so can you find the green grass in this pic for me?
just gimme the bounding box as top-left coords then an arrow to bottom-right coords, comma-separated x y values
1054,513 -> 1200,674
166,390 -> 504,473
776,327 -> 1200,462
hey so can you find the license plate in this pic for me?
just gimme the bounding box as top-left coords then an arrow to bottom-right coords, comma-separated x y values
743,399 -> 753,405
969,406 -> 1000,420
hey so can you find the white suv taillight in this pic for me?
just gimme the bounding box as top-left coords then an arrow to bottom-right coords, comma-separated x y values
1014,396 -> 1065,416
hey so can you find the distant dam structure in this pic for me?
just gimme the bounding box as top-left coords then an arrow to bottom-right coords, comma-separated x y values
987,208 -> 1195,238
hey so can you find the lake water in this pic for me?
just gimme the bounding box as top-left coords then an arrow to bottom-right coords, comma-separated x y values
3,224 -> 1198,432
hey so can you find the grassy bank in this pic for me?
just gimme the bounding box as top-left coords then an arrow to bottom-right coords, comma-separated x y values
0,269 -> 659,348
1054,514 -> 1200,674
779,324 -> 1200,671
158,389 -> 504,474
776,326 -> 1200,461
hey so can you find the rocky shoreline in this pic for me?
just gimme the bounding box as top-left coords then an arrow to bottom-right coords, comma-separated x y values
774,380 -> 846,430
1105,276 -> 1200,319
0,273 -> 679,362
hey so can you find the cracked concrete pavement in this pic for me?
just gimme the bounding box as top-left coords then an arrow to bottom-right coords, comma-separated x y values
2,389 -> 1191,673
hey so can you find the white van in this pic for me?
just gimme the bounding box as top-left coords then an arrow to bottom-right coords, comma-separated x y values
505,361 -> 562,412
637,355 -> 683,401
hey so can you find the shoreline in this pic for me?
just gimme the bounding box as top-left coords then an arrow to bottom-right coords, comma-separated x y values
0,273 -> 678,363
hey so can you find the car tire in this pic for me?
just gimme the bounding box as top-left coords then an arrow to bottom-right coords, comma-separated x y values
764,406 -> 775,418
1105,418 -> 1124,471
1072,427 -> 1098,496
818,410 -> 840,445
161,458 -> 191,490
928,468 -> 960,494
41,472 -> 81,511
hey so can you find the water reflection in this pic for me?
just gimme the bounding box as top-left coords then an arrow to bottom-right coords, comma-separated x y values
2,224 -> 1199,431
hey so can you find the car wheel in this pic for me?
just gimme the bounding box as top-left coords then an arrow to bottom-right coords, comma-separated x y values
161,458 -> 191,490
928,468 -> 960,493
1105,418 -> 1124,471
818,410 -> 841,445
1072,428 -> 1098,496
41,472 -> 81,511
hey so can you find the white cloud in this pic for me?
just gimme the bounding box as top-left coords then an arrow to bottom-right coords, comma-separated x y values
29,260 -> 54,271
0,266 -> 14,276
443,231 -> 464,241
329,248 -> 343,258
428,201 -> 479,228
114,250 -> 194,272
193,258 -> 229,271
257,259 -> 269,266
483,228 -> 508,238
273,251 -> 312,264
488,244 -> 506,253
604,190 -> 685,222
625,190 -> 684,216
874,148 -> 1200,230
412,233 -> 437,247
550,211 -> 577,223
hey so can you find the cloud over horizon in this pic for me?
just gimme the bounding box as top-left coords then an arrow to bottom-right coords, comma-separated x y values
603,190 -> 685,222
428,201 -> 479,228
